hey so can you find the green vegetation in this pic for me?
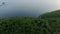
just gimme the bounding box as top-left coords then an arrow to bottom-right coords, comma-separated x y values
39,10 -> 60,19
0,10 -> 60,34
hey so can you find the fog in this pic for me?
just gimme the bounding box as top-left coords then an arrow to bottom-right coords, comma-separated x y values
0,0 -> 60,18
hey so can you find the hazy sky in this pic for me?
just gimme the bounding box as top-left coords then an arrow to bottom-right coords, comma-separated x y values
0,0 -> 60,11
0,0 -> 60,17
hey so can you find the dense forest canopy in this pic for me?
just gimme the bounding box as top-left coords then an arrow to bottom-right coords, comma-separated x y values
0,10 -> 60,34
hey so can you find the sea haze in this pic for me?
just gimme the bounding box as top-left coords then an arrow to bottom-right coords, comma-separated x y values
0,0 -> 60,18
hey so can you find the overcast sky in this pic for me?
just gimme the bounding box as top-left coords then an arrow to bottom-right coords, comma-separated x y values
0,0 -> 59,11
0,0 -> 60,17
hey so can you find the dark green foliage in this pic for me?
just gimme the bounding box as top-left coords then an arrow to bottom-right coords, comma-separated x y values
0,17 -> 60,34
39,10 -> 60,19
0,10 -> 60,34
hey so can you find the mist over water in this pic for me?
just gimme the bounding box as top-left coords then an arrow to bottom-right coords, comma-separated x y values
0,0 -> 60,18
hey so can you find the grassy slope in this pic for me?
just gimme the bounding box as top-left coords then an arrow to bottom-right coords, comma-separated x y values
40,10 -> 60,19
0,10 -> 60,34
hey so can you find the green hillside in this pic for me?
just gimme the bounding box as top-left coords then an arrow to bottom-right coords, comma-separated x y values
39,10 -> 60,19
0,17 -> 47,34
0,10 -> 60,34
